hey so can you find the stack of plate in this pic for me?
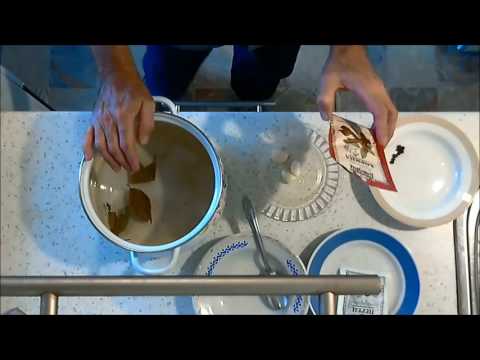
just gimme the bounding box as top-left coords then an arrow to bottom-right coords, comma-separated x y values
193,228 -> 420,315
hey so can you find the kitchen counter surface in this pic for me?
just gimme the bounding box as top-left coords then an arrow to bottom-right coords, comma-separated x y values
1,111 -> 478,314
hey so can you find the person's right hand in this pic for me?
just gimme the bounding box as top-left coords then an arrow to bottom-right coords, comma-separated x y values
83,70 -> 155,173
317,46 -> 398,147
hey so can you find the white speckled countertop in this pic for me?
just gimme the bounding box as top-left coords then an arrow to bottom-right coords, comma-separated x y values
1,111 -> 479,314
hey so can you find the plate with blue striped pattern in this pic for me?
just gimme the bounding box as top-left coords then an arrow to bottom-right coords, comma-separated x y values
194,233 -> 308,315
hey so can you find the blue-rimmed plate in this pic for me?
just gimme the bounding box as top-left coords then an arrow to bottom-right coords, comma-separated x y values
307,228 -> 420,315
194,233 -> 308,315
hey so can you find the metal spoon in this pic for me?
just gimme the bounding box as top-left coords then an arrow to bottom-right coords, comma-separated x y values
242,195 -> 289,311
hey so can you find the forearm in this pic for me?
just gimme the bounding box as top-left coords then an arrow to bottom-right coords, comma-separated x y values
320,45 -> 396,146
91,46 -> 139,79
330,45 -> 366,58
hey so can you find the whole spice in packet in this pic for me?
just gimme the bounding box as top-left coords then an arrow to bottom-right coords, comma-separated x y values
328,114 -> 397,192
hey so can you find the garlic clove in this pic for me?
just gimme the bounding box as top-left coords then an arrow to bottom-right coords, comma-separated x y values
271,149 -> 289,164
281,169 -> 296,184
289,160 -> 302,177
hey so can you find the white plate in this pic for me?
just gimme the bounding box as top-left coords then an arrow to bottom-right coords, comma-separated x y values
193,233 -> 308,315
371,115 -> 479,227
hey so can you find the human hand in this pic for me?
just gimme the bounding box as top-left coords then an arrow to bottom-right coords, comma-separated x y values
317,46 -> 398,146
83,70 -> 155,172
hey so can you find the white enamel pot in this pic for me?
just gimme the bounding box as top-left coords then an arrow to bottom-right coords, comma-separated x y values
79,96 -> 226,275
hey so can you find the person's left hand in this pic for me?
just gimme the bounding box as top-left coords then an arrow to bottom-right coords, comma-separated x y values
317,46 -> 398,146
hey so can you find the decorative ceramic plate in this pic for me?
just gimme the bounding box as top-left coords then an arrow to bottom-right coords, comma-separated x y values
194,233 -> 308,315
307,228 -> 420,315
371,115 -> 479,228
261,127 -> 339,222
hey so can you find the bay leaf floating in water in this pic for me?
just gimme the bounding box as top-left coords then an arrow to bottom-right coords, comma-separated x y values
106,205 -> 129,236
129,188 -> 152,223
128,156 -> 156,184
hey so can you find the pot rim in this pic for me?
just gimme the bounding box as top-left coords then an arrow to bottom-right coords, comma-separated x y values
79,112 -> 224,253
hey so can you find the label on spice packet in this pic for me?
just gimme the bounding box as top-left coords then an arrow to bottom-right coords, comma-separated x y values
336,267 -> 388,315
328,114 -> 397,192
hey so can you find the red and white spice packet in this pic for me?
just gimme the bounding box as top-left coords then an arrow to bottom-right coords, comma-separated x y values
328,114 -> 397,192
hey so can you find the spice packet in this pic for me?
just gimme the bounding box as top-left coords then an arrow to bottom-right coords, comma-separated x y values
328,114 -> 397,192
336,267 -> 388,315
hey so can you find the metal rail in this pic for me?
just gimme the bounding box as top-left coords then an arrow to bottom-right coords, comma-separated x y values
153,100 -> 276,113
320,292 -> 337,315
40,293 -> 58,315
1,275 -> 381,315
454,214 -> 471,314
453,190 -> 479,315
174,101 -> 276,112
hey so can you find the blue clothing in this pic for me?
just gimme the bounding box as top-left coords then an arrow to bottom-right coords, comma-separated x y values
142,45 -> 301,100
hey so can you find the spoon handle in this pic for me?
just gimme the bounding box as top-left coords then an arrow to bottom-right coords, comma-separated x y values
242,196 -> 274,274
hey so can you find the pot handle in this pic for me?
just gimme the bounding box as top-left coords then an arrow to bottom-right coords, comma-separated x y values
153,96 -> 178,115
130,248 -> 180,275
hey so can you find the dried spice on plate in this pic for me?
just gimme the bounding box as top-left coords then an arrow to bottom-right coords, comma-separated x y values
128,187 -> 152,223
389,145 -> 405,164
128,157 -> 156,184
328,114 -> 397,192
